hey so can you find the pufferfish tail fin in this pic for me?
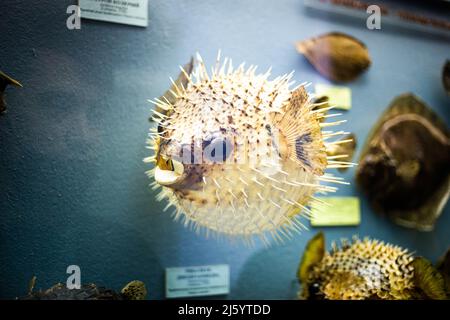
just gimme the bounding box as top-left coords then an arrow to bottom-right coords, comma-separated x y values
271,86 -> 328,175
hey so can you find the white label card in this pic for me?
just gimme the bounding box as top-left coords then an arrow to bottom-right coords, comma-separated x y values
166,264 -> 230,298
79,0 -> 149,27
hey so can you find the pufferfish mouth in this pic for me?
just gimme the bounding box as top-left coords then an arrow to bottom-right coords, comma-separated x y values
154,155 -> 184,186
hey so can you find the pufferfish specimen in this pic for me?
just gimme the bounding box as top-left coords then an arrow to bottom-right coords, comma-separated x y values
297,232 -> 448,300
144,53 -> 354,243
20,278 -> 147,300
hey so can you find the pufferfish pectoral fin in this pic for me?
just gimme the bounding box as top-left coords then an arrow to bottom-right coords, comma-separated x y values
271,86 -> 328,175
412,257 -> 447,300
297,232 -> 325,299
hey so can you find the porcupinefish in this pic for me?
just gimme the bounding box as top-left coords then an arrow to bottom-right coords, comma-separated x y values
144,53 -> 354,242
20,279 -> 147,300
298,232 -> 447,300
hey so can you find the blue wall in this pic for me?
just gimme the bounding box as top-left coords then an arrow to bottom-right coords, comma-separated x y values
1,0 -> 449,299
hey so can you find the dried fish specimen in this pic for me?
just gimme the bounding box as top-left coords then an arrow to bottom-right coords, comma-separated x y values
443,60 -> 450,95
149,57 -> 194,121
296,32 -> 371,82
121,280 -> 147,300
20,283 -> 123,300
20,278 -> 147,300
297,232 -> 447,300
356,93 -> 450,231
145,53 -> 355,242
0,70 -> 22,114
326,133 -> 356,172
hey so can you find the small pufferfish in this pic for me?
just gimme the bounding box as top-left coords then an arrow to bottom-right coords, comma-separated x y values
144,53 -> 353,243
298,232 -> 448,300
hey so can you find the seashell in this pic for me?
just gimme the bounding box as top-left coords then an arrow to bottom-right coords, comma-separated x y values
296,32 -> 371,82
356,93 -> 450,231
443,60 -> 450,95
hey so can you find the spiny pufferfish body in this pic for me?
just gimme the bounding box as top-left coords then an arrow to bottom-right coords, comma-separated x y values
299,233 -> 416,300
313,240 -> 413,299
145,53 -> 352,241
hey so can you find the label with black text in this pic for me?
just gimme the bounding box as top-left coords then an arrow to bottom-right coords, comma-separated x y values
79,0 -> 148,27
166,265 -> 230,298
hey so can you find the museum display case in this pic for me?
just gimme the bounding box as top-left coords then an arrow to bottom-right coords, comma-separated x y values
0,0 -> 449,301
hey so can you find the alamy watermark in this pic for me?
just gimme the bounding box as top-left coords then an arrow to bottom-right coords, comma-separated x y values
367,5 -> 382,30
66,5 -> 81,30
67,4 -> 382,31
66,265 -> 81,289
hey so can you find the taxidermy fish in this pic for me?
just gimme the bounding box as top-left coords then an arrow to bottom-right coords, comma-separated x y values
144,53 -> 354,243
298,232 -> 447,300
20,278 -> 147,300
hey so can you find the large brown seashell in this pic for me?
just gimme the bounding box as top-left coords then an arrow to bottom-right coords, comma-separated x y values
296,32 -> 371,83
443,60 -> 450,95
356,93 -> 450,231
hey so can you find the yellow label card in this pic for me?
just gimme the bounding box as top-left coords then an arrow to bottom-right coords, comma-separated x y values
311,197 -> 360,227
315,83 -> 352,110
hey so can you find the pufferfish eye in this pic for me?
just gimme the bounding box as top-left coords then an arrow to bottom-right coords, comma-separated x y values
202,134 -> 233,163
308,282 -> 323,299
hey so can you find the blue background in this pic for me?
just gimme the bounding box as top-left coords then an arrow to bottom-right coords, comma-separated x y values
0,0 -> 449,299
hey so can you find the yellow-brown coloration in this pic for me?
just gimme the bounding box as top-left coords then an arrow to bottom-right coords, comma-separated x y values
144,53 -> 354,243
0,70 -> 23,114
296,32 -> 371,83
300,236 -> 415,300
120,280 -> 147,300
